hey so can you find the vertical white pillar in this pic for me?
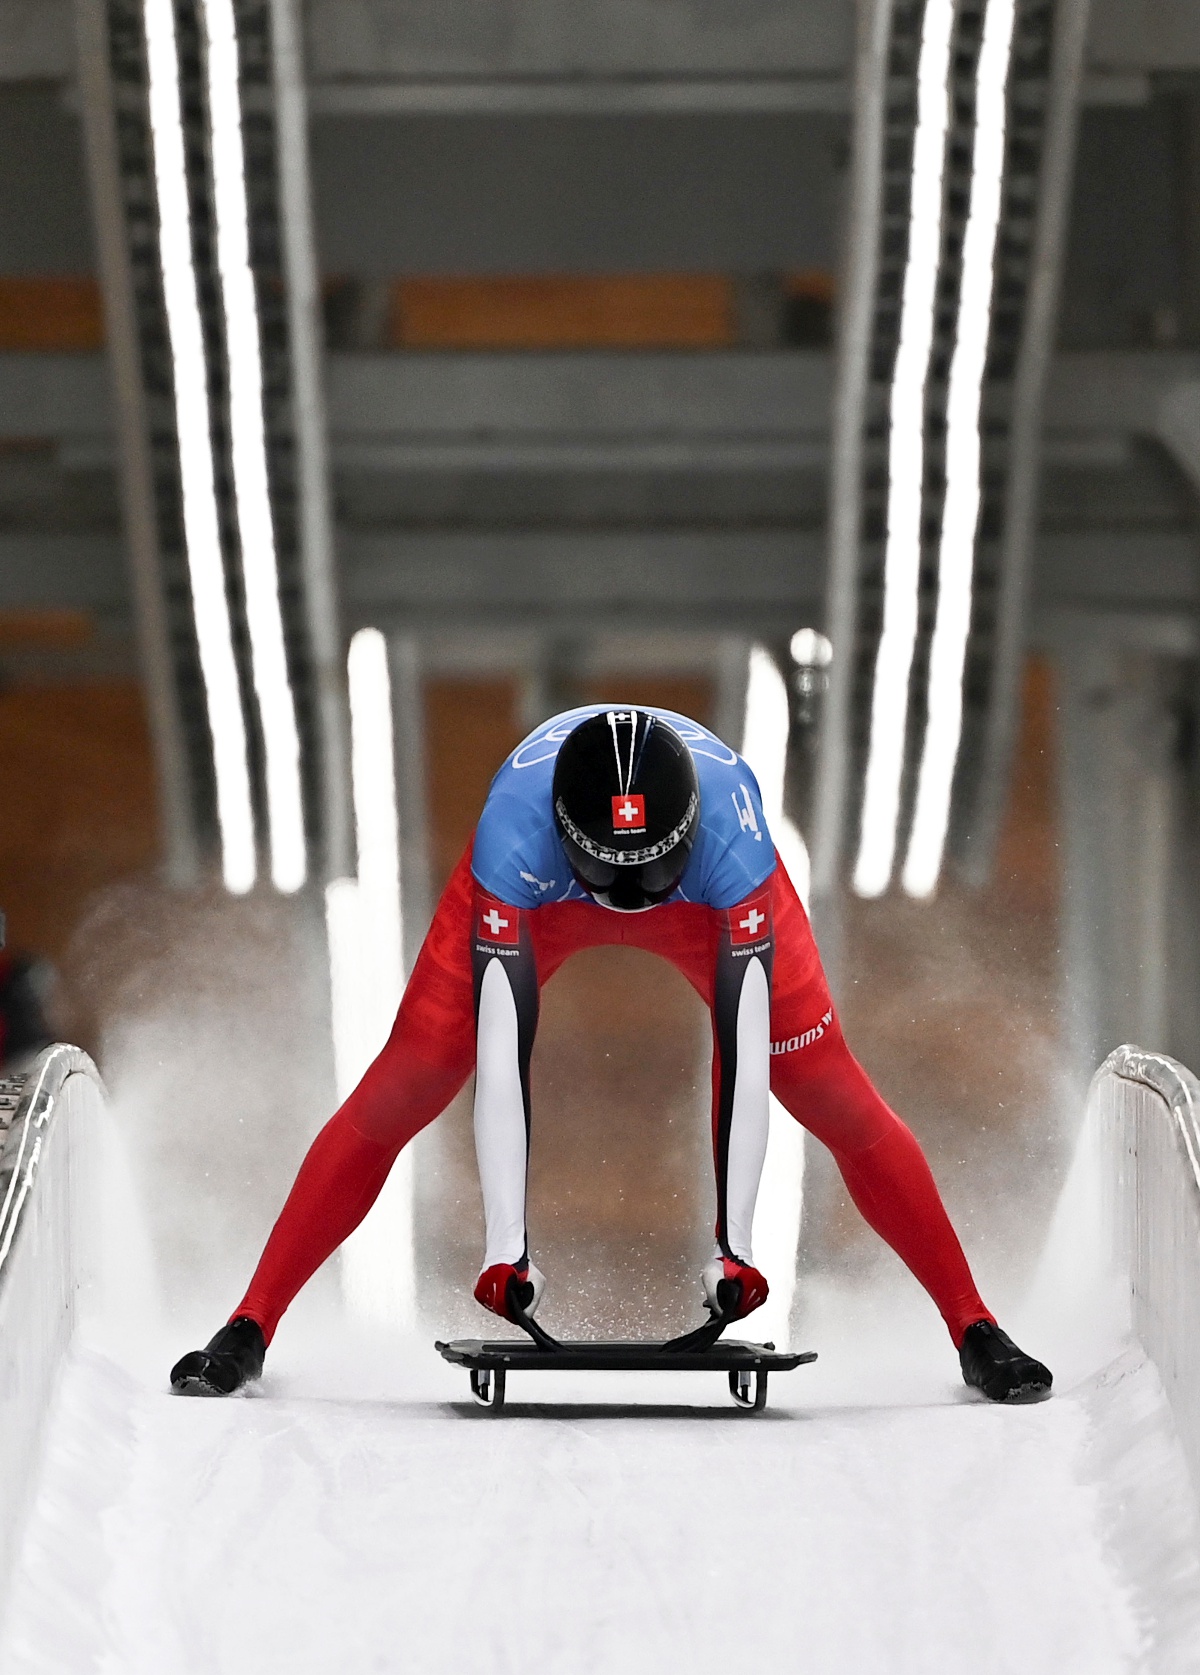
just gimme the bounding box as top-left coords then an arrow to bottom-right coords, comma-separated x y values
329,628 -> 416,1329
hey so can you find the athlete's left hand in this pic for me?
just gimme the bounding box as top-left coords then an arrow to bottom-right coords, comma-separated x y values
702,1254 -> 769,1320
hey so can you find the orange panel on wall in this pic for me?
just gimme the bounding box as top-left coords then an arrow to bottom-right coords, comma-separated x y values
391,274 -> 736,349
0,682 -> 159,964
0,278 -> 104,351
784,269 -> 835,304
991,655 -> 1060,923
0,610 -> 93,650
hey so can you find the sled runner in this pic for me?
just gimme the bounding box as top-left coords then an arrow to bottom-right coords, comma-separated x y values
436,1299 -> 816,1413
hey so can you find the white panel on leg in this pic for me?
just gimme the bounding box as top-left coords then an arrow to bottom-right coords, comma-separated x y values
473,958 -> 530,1268
751,1098 -> 806,1350
723,955 -> 771,1265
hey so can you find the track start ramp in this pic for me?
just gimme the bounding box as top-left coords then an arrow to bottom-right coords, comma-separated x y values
2,1045 -> 1200,1673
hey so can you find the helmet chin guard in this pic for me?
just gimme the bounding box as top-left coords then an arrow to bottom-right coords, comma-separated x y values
552,710 -> 700,910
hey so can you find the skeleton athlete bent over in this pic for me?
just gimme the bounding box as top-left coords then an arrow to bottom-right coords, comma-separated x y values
171,706 -> 1051,1404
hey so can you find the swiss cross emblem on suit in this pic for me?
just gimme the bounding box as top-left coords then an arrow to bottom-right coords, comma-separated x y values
729,893 -> 771,947
476,901 -> 520,944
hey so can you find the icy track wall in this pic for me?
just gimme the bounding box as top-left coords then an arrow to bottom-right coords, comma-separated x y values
1086,1046 -> 1200,1501
0,1046 -> 104,1615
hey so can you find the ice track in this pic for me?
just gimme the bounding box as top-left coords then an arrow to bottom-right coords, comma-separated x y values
4,1304 -> 1199,1675
4,1051 -> 1200,1674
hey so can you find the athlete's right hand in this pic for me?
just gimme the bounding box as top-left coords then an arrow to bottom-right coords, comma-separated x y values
702,1254 -> 769,1321
474,1261 -> 546,1322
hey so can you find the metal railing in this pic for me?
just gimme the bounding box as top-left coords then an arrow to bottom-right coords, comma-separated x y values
0,1044 -> 105,1614
0,1046 -> 102,1279
1088,1045 -> 1200,1500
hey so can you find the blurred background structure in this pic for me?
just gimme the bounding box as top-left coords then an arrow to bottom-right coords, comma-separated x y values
1,0 -> 1200,1328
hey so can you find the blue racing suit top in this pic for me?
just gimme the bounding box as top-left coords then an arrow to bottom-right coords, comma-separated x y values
471,705 -> 776,911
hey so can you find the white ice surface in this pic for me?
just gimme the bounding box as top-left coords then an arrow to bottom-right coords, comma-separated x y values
3,1091 -> 1199,1673
5,1291 -> 1199,1675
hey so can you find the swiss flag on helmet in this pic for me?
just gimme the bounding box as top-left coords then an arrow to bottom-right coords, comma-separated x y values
729,893 -> 771,947
611,793 -> 646,833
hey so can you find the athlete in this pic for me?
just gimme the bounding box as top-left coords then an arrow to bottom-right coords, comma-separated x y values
171,706 -> 1052,1404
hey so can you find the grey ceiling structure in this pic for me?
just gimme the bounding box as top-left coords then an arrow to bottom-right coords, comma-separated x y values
0,0 -> 1198,1067
2,344 -> 1195,624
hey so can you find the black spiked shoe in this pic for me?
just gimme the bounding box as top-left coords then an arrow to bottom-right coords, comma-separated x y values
170,1316 -> 266,1397
959,1320 -> 1052,1404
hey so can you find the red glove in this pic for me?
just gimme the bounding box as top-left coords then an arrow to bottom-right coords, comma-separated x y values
703,1255 -> 769,1320
474,1261 -> 546,1322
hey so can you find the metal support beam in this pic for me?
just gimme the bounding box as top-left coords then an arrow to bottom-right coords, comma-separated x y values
961,0 -> 1093,883
73,0 -> 199,884
810,0 -> 892,913
341,528 -> 826,631
714,636 -> 752,752
20,349 -> 1200,454
1156,380 -> 1200,500
270,0 -> 352,881
1057,642 -> 1175,1077
304,74 -> 1156,118
307,75 -> 850,117
388,632 -> 432,968
5,527 -> 1192,623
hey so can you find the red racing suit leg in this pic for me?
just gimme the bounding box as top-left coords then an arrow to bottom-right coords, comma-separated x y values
760,861 -> 994,1347
234,846 -> 477,1343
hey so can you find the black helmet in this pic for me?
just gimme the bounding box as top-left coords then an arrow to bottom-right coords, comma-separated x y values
552,710 -> 700,911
